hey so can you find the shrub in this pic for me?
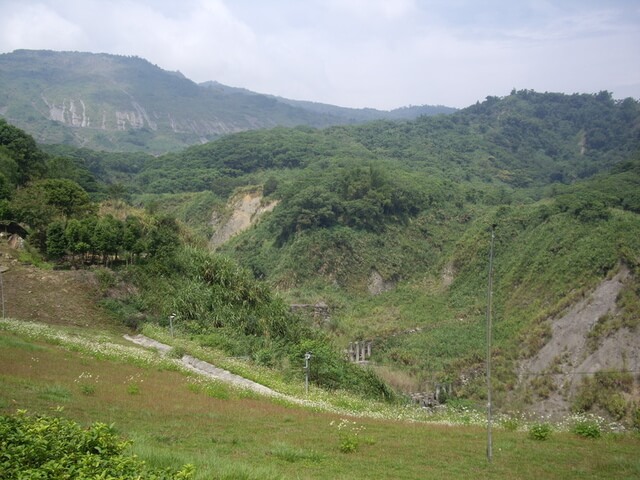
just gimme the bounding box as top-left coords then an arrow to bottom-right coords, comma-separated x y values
500,417 -> 520,432
0,411 -> 194,479
632,405 -> 640,432
572,372 -> 633,423
80,384 -> 96,396
571,419 -> 601,439
604,393 -> 628,421
127,383 -> 141,395
528,422 -> 552,441
168,346 -> 186,359
331,418 -> 367,454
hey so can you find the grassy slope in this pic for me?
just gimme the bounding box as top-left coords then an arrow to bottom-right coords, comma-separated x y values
0,242 -> 640,479
1,241 -> 639,479
2,329 -> 639,480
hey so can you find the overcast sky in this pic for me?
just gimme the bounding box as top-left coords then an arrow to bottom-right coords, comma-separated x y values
0,0 -> 639,110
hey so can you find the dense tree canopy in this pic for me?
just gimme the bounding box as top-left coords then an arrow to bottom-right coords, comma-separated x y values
0,118 -> 46,186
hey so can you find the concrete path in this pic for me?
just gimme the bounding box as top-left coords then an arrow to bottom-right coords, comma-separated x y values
124,334 -> 280,397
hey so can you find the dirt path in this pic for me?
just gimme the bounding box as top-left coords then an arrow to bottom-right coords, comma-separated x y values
124,334 -> 280,397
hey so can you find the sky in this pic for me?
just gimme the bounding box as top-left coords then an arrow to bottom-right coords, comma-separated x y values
0,0 -> 639,110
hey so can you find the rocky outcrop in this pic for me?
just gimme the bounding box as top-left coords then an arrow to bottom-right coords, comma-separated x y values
42,96 -> 91,127
209,191 -> 278,249
368,269 -> 396,295
518,266 -> 640,417
290,302 -> 330,325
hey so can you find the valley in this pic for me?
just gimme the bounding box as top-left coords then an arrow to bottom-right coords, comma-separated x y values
1,50 -> 640,478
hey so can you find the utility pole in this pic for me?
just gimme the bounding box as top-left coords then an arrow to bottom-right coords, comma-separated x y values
486,224 -> 496,463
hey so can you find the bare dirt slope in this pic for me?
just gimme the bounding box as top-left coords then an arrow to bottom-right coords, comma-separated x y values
519,266 -> 640,417
208,191 -> 278,249
0,242 -> 118,330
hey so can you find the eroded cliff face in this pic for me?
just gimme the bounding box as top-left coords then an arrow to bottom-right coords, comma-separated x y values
209,191 -> 278,249
38,93 -> 242,136
517,266 -> 640,418
42,96 -> 91,127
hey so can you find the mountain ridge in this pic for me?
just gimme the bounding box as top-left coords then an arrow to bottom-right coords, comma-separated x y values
0,49 -> 455,153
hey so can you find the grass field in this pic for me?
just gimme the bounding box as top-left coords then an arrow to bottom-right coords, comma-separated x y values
1,323 -> 639,480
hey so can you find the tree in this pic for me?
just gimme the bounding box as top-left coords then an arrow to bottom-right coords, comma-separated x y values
106,182 -> 131,204
65,218 -> 92,262
11,179 -> 94,225
10,185 -> 57,249
93,215 -> 123,266
0,118 -> 46,184
10,179 -> 96,250
123,215 -> 145,264
263,176 -> 278,197
0,172 -> 12,200
147,215 -> 179,260
273,186 -> 342,244
0,146 -> 20,192
45,155 -> 99,193
37,178 -> 95,219
46,221 -> 67,259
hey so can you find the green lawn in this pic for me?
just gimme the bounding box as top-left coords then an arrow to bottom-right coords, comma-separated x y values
1,328 -> 638,480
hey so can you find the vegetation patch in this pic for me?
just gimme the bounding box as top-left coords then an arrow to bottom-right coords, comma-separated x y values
572,371 -> 635,422
0,410 -> 194,479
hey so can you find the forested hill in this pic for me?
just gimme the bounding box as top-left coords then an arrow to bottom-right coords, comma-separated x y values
122,90 -> 640,411
0,49 -> 453,154
123,89 -> 640,194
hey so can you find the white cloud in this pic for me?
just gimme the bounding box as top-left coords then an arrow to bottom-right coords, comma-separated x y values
0,3 -> 85,51
324,0 -> 417,22
0,0 -> 638,109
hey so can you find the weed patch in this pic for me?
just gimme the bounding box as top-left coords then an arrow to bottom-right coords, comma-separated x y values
37,384 -> 72,402
269,442 -> 323,463
529,422 -> 553,441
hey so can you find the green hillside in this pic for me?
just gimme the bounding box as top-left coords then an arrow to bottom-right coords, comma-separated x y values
139,90 -> 640,415
1,89 -> 640,427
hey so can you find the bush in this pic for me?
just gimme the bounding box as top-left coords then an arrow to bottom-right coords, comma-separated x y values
604,393 -> 628,421
528,422 -> 552,441
332,418 -> 367,454
168,345 -> 186,359
0,411 -> 194,479
632,405 -> 640,432
500,417 -> 520,432
572,372 -> 633,422
571,419 -> 601,439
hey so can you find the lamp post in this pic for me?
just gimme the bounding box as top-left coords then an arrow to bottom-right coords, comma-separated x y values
169,313 -> 176,337
0,265 -> 6,319
486,224 -> 496,463
304,352 -> 312,396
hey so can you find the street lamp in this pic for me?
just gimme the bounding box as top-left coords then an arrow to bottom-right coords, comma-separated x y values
0,265 -> 7,319
304,352 -> 312,396
486,224 -> 496,463
169,313 -> 176,337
